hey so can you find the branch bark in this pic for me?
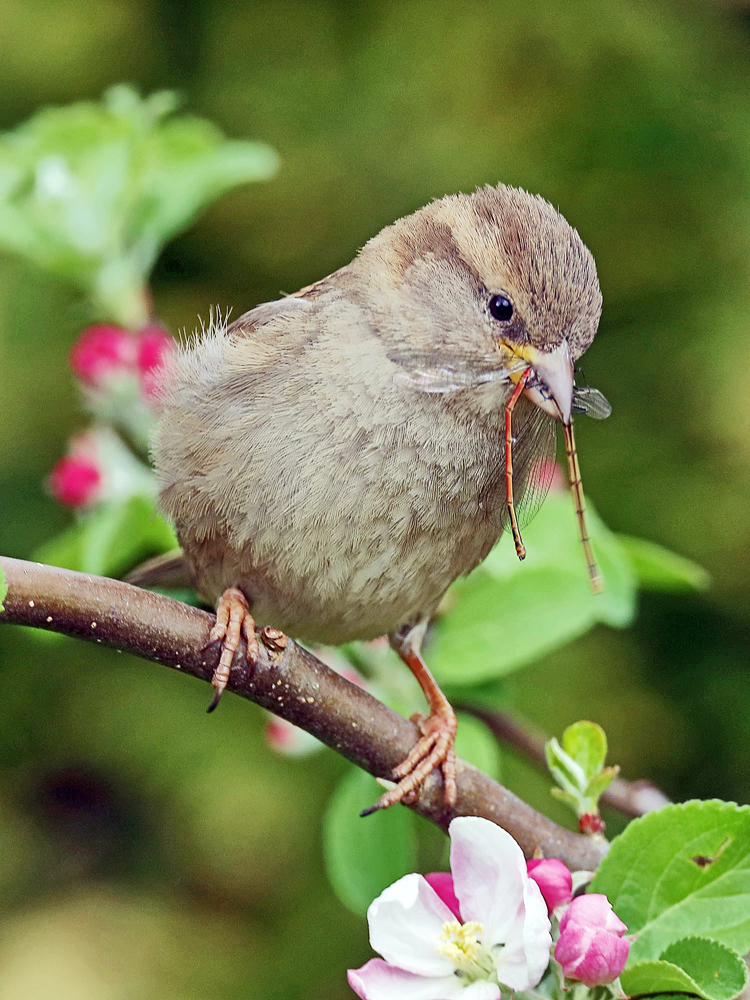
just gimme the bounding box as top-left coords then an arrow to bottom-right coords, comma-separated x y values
0,555 -> 608,871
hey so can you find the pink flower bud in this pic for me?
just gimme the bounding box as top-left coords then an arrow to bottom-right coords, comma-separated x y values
339,666 -> 366,688
530,459 -> 566,494
424,872 -> 461,919
48,454 -> 102,508
579,812 -> 605,835
265,717 -> 322,757
136,324 -> 175,398
70,325 -> 138,386
265,660 -> 366,757
555,893 -> 629,986
560,894 -> 627,937
47,428 -> 156,510
526,858 -> 573,912
266,717 -> 299,751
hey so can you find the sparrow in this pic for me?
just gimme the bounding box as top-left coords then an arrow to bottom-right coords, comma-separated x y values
148,183 -> 605,813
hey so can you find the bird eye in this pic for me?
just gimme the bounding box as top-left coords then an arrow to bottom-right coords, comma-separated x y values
489,294 -> 513,322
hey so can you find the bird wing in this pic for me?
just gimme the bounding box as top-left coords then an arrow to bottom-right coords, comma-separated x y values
227,295 -> 313,335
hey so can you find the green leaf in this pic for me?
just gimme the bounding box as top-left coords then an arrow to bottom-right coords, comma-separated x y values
323,767 -> 417,916
585,766 -> 619,801
0,85 -> 278,326
545,736 -> 588,795
617,535 -> 710,592
454,712 -> 501,781
589,800 -> 750,961
561,720 -> 608,781
622,938 -> 747,1000
429,494 -> 636,686
550,788 -> 582,812
34,495 -> 177,578
0,565 -> 6,612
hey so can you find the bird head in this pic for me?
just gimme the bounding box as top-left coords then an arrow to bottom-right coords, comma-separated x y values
356,183 -> 602,424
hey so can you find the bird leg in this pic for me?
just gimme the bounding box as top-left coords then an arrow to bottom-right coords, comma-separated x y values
204,587 -> 258,713
363,632 -> 457,814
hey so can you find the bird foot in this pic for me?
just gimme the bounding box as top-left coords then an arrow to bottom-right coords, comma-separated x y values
204,587 -> 258,712
362,706 -> 457,815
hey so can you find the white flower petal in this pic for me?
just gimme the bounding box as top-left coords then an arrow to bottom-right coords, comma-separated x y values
490,877 -> 550,990
449,818 -> 528,942
368,873 -> 456,976
348,958 -> 481,1000
449,818 -> 551,990
489,880 -> 552,991
520,876 -> 553,985
461,981 -> 503,1000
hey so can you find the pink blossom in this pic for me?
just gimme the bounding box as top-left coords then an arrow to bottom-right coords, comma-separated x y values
136,324 -> 175,398
560,894 -> 627,937
526,858 -> 572,913
70,322 -> 175,405
48,453 -> 102,508
70,324 -> 138,387
266,659 -> 366,757
265,717 -> 322,757
555,893 -> 629,987
424,873 -> 461,920
47,428 -> 156,510
68,323 -> 175,448
529,458 -> 566,494
348,817 -> 551,999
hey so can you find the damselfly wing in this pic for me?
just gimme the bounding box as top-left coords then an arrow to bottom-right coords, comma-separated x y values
390,349 -> 611,591
390,351 -> 528,393
572,385 -> 612,420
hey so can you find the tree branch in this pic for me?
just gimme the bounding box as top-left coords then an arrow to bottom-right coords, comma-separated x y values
0,555 -> 608,871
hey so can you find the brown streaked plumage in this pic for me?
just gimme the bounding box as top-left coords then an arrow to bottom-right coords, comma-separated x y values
150,183 -> 604,813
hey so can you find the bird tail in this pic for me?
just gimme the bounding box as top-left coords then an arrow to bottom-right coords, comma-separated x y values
124,549 -> 194,589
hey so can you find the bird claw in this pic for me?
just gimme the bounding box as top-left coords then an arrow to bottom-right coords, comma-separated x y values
361,708 -> 457,815
205,587 -> 258,712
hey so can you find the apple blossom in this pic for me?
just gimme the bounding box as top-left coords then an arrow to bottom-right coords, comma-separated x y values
526,858 -> 573,913
424,872 -> 461,921
48,453 -> 102,508
67,322 -> 176,449
530,458 -> 566,494
348,817 -> 551,999
265,716 -> 323,756
554,893 -> 629,987
47,428 -> 156,510
267,661 -> 367,756
70,322 -> 175,394
70,324 -> 138,387
136,323 -> 175,398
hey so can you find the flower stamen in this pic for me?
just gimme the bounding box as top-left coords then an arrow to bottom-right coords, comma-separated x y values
437,920 -> 486,971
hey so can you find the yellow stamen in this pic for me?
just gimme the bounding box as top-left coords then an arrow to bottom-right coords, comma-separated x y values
436,920 -> 485,967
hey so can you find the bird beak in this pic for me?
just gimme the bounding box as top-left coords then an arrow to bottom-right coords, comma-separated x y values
520,340 -> 574,424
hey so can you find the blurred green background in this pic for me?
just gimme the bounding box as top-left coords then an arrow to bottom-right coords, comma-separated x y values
2,0 -> 750,996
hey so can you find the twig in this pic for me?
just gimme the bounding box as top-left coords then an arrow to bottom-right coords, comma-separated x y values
461,705 -> 671,817
0,556 -> 609,871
